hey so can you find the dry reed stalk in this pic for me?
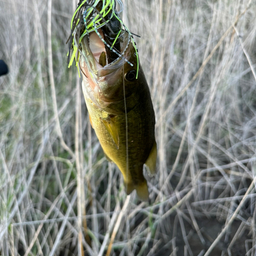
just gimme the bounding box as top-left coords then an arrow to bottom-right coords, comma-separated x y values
1,0 -> 256,255
204,177 -> 256,256
47,0 -> 75,160
157,0 -> 252,127
105,195 -> 131,256
75,75 -> 87,256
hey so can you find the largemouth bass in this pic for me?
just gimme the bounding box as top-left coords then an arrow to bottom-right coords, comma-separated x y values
70,0 -> 157,201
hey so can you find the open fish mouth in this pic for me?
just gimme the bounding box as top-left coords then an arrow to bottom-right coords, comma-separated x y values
67,0 -> 137,79
79,29 -> 138,109
67,0 -> 139,104
80,28 -> 132,77
79,28 -> 135,105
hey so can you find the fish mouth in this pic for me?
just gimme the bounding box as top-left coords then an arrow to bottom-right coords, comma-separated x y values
80,28 -> 131,77
79,28 -> 134,104
67,1 -> 138,107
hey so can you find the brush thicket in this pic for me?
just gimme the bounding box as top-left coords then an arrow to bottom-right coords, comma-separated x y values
0,0 -> 256,255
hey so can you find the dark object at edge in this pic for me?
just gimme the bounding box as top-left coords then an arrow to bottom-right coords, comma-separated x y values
0,60 -> 9,76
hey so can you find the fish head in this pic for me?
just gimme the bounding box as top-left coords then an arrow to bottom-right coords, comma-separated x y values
79,29 -> 139,109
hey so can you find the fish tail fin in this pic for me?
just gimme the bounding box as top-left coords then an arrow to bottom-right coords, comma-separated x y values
135,181 -> 149,202
125,182 -> 135,195
145,141 -> 157,176
124,181 -> 149,201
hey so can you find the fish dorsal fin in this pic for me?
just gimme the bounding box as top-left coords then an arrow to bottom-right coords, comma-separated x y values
100,115 -> 119,149
145,141 -> 157,176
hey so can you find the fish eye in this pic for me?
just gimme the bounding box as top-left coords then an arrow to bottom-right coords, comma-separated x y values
125,70 -> 136,82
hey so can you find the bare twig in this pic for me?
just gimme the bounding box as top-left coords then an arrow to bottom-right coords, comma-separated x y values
47,0 -> 75,160
204,177 -> 256,256
105,196 -> 131,256
157,0 -> 253,126
98,203 -> 120,256
75,74 -> 88,256
48,192 -> 77,256
233,25 -> 256,82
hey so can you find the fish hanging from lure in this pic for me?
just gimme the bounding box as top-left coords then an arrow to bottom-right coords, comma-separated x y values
67,0 -> 157,201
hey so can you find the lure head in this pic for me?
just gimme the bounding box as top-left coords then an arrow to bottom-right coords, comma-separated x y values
79,29 -> 139,110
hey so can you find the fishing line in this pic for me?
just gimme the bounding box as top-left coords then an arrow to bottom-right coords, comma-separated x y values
122,59 -> 129,192
92,22 -> 133,66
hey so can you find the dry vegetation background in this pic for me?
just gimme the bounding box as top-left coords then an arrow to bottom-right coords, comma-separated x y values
1,0 -> 256,255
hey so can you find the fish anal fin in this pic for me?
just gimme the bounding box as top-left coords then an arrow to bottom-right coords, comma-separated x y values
145,141 -> 157,176
136,182 -> 149,201
100,117 -> 119,149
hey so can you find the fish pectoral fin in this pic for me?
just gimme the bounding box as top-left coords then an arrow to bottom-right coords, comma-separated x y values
145,141 -> 157,176
100,117 -> 119,149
